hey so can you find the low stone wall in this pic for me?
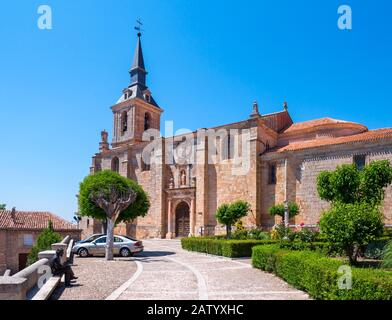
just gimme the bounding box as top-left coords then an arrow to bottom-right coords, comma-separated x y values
0,235 -> 75,300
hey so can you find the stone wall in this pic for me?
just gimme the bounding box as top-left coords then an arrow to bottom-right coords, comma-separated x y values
261,140 -> 392,229
0,230 -> 81,275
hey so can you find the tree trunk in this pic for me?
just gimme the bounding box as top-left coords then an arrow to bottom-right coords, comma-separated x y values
106,218 -> 115,260
226,225 -> 232,238
347,245 -> 360,265
102,219 -> 108,234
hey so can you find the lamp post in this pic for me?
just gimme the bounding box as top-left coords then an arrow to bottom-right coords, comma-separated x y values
284,200 -> 289,228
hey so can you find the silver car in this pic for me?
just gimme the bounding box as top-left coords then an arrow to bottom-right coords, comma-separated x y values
72,235 -> 143,258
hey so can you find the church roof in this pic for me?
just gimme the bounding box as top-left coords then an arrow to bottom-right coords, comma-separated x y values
282,117 -> 366,134
0,210 -> 79,231
269,128 -> 392,153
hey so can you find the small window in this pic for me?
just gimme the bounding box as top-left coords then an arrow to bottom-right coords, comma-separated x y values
354,155 -> 366,170
23,234 -> 34,247
268,164 -> 277,185
111,157 -> 120,173
121,111 -> 128,133
141,159 -> 151,172
144,113 -> 151,131
222,132 -> 235,160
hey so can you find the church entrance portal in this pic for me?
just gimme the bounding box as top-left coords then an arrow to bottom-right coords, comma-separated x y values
175,202 -> 190,238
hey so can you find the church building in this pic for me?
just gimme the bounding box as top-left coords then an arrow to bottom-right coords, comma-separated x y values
82,32 -> 392,239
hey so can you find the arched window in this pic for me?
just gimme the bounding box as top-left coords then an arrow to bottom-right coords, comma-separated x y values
111,157 -> 119,173
144,112 -> 151,131
121,111 -> 128,133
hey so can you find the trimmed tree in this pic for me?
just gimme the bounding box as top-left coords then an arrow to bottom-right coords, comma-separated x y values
317,160 -> 392,264
216,200 -> 250,238
269,202 -> 299,220
28,221 -> 62,265
319,202 -> 384,264
0,204 -> 6,210
78,170 -> 150,260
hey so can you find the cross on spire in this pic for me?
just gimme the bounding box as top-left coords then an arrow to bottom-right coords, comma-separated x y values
134,18 -> 143,37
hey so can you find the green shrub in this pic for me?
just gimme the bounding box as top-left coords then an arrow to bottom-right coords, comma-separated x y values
319,202 -> 384,264
279,240 -> 330,254
363,238 -> 389,259
181,237 -> 278,257
231,228 -> 271,240
381,241 -> 392,269
252,245 -> 392,300
27,221 -> 62,265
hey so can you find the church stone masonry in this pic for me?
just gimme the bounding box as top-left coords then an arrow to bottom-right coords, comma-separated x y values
83,33 -> 392,239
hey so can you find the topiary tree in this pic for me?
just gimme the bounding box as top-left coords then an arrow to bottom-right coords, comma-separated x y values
319,202 -> 384,265
216,200 -> 250,238
268,202 -> 299,220
317,160 -> 392,205
28,221 -> 62,265
317,160 -> 392,264
79,170 -> 150,260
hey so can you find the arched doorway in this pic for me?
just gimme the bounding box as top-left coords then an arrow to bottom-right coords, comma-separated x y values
175,202 -> 190,238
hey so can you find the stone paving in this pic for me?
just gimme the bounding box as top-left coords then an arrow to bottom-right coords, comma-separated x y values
53,239 -> 309,300
51,256 -> 137,300
111,240 -> 309,300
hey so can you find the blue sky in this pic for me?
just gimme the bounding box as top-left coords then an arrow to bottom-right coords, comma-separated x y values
0,0 -> 391,222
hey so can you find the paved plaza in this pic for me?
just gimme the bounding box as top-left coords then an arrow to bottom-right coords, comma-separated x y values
54,240 -> 309,300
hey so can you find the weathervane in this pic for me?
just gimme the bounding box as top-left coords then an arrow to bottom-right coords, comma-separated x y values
134,18 -> 144,37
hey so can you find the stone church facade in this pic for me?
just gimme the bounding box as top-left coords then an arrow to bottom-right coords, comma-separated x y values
83,33 -> 392,239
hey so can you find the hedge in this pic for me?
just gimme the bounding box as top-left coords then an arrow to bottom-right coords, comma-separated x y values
252,245 -> 392,300
181,237 -> 279,257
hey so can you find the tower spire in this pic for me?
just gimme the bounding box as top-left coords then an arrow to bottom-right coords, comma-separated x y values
130,20 -> 147,89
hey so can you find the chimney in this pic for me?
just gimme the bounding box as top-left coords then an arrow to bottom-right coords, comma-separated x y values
11,207 -> 16,221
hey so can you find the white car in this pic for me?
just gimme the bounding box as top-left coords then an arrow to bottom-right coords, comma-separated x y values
72,235 -> 143,257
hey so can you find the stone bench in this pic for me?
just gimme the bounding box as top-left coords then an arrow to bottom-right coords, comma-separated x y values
31,276 -> 62,300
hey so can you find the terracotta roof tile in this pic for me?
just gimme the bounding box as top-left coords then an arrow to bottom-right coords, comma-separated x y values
271,128 -> 392,153
283,118 -> 365,134
0,210 -> 78,230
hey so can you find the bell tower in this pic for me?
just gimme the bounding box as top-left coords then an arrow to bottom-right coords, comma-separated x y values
111,30 -> 163,147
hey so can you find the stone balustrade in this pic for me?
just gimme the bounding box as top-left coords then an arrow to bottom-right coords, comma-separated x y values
0,235 -> 75,300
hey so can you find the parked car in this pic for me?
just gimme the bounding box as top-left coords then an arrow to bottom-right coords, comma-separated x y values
75,234 -> 105,245
72,235 -> 143,258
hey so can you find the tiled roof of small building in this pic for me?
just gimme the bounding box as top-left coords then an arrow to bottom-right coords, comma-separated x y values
0,210 -> 78,231
271,128 -> 392,153
282,117 -> 366,134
